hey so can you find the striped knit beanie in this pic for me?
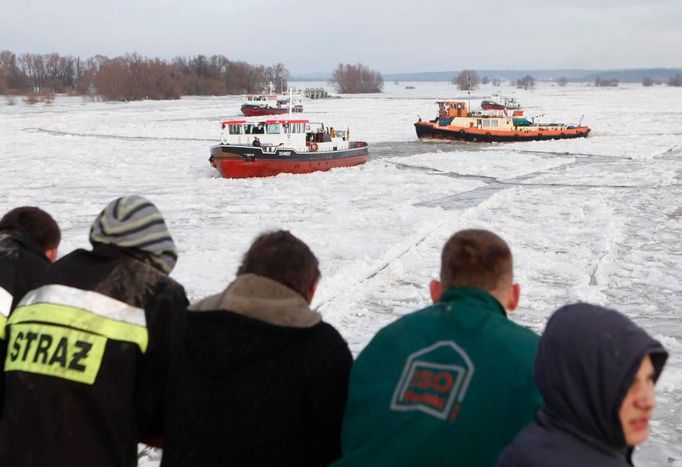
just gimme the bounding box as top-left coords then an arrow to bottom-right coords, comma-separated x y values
89,195 -> 178,274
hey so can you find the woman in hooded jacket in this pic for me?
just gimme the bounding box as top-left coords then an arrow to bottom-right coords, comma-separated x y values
497,303 -> 668,467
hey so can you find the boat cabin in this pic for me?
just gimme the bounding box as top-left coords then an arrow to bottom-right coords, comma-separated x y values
219,119 -> 351,153
437,101 -> 469,119
244,94 -> 279,103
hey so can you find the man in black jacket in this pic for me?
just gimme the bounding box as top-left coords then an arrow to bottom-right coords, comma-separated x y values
0,206 -> 60,320
0,207 -> 61,414
0,195 -> 188,467
161,230 -> 353,467
497,303 -> 668,467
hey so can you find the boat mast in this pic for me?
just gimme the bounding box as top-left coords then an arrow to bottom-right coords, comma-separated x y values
467,75 -> 472,115
288,88 -> 292,116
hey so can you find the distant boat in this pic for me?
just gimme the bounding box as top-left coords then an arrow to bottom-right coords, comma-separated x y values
209,118 -> 369,178
415,101 -> 590,143
480,92 -> 522,111
240,85 -> 304,117
405,85 -> 416,89
240,94 -> 303,117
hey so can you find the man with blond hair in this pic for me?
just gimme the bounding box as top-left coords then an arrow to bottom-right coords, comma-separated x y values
334,229 -> 542,467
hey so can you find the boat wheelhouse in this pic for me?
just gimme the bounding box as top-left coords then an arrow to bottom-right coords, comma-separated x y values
209,118 -> 368,178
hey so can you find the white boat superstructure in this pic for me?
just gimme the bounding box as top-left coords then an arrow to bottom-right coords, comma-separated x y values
220,119 -> 351,153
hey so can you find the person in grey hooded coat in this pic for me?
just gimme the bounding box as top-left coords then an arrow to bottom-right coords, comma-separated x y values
497,303 -> 668,467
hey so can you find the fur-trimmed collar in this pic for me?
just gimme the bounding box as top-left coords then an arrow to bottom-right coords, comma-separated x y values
189,273 -> 321,328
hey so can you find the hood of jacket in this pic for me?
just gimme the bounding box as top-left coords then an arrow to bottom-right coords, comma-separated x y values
0,231 -> 49,262
535,303 -> 668,453
185,273 -> 322,376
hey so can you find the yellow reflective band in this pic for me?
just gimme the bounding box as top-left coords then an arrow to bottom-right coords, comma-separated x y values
9,303 -> 148,353
5,322 -> 106,385
0,314 -> 6,341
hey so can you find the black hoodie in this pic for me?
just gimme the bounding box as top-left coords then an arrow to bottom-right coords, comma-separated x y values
497,303 -> 668,467
161,274 -> 353,467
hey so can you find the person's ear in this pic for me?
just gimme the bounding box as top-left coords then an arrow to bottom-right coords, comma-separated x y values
306,279 -> 319,304
429,279 -> 443,304
45,248 -> 58,263
506,283 -> 521,312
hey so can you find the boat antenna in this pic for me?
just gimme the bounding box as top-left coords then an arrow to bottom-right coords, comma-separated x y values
288,87 -> 292,117
578,114 -> 584,127
467,75 -> 472,112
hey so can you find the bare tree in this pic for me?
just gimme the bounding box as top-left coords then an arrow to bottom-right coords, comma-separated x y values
264,63 -> 289,92
557,77 -> 568,87
454,70 -> 480,90
516,75 -> 535,90
668,74 -> 682,87
332,63 -> 383,93
642,77 -> 654,87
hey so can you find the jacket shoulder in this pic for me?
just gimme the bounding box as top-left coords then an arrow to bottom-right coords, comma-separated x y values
311,321 -> 352,359
497,423 -> 630,467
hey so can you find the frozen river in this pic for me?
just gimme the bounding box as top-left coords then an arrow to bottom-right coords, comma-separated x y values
1,81 -> 681,465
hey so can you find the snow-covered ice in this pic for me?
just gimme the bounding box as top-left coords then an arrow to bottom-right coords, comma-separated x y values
1,81 -> 681,465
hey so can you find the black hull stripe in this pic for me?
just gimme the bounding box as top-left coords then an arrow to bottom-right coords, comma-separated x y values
414,124 -> 590,143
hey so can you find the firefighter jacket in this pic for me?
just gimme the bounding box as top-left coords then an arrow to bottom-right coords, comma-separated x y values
0,243 -> 188,467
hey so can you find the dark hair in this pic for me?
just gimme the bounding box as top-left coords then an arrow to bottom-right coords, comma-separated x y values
237,230 -> 320,299
0,206 -> 61,251
440,229 -> 512,292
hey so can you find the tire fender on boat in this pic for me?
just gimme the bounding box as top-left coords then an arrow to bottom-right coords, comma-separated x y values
310,143 -> 318,152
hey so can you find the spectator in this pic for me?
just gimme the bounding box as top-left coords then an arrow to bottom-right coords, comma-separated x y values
497,303 -> 668,467
0,195 -> 188,467
333,229 -> 541,467
0,206 -> 60,414
161,230 -> 352,467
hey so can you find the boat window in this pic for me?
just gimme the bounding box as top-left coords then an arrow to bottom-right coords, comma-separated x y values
490,120 -> 499,128
265,123 -> 281,134
228,124 -> 243,135
482,120 -> 490,128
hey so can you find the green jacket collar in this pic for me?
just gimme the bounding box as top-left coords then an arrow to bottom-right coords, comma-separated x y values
440,287 -> 507,318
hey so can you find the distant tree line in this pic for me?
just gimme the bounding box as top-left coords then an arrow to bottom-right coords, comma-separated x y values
332,63 -> 383,93
0,50 -> 289,101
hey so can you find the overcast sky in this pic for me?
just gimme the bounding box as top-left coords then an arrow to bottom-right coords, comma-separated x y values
1,0 -> 681,74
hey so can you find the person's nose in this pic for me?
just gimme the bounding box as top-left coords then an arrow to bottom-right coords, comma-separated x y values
636,381 -> 656,411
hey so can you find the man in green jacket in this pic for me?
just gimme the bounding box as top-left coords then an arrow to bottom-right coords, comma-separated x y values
334,229 -> 542,467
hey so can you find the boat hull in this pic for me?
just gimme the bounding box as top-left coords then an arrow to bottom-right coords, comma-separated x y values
209,143 -> 369,178
415,122 -> 590,143
241,105 -> 303,117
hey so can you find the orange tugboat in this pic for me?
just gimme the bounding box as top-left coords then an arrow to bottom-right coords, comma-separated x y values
415,101 -> 590,143
209,119 -> 368,178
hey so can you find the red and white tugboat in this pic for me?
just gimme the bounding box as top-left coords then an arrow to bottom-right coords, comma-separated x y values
415,101 -> 590,143
209,119 -> 369,178
240,86 -> 304,117
480,92 -> 522,111
240,94 -> 304,117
